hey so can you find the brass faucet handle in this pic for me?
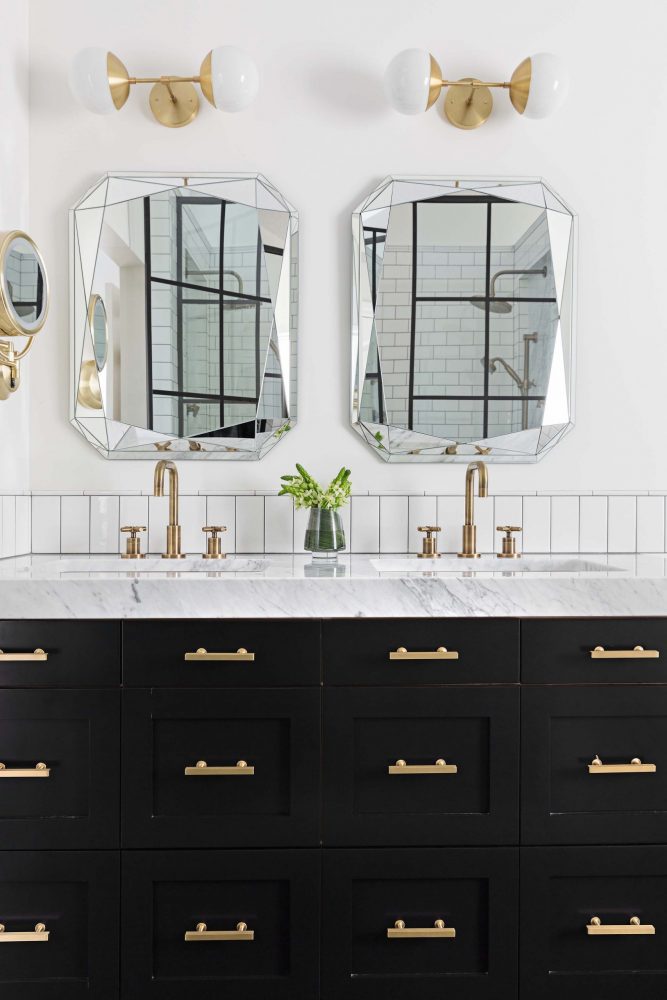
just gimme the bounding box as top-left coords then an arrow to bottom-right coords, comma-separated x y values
120,525 -> 147,560
417,525 -> 441,559
202,525 -> 227,560
496,525 -> 522,559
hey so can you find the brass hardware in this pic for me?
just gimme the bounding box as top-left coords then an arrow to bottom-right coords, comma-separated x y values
0,762 -> 50,778
184,647 -> 255,662
185,759 -> 254,776
587,916 -> 655,936
389,646 -> 459,661
202,525 -> 227,560
77,358 -> 103,409
497,525 -> 522,559
149,79 -> 200,128
417,525 -> 441,559
0,922 -> 49,942
121,525 -> 147,559
185,921 -> 254,942
389,758 -> 457,774
0,231 -> 49,401
388,918 -> 455,939
458,461 -> 488,558
0,648 -> 47,662
588,755 -> 656,774
444,77 -> 494,129
154,460 -> 185,558
590,645 -> 659,659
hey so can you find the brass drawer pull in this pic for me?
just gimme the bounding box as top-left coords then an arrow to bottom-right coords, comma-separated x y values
184,647 -> 255,662
588,755 -> 656,774
389,646 -> 459,661
0,762 -> 50,778
0,922 -> 49,942
590,645 -> 659,659
185,921 -> 254,941
587,916 -> 655,936
184,759 -> 254,776
388,758 -> 458,775
388,919 -> 455,939
0,648 -> 47,662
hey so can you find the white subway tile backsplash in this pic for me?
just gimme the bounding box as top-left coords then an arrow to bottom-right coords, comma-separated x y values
91,495 -> 120,553
437,497 -> 462,554
351,496 -> 380,552
60,496 -> 90,553
31,496 -> 61,553
148,496 -> 169,554
550,496 -> 580,552
179,496 -> 207,554
15,495 -> 31,555
235,496 -> 265,553
206,496 -> 236,554
408,497 -> 437,553
1,497 -> 15,558
379,496 -> 408,553
475,495 -> 495,554
637,496 -> 665,552
579,496 -> 608,552
522,496 -> 551,553
607,495 -> 637,552
264,495 -> 294,553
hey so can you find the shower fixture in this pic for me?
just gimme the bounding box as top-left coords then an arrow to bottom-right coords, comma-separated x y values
481,332 -> 538,431
470,266 -> 547,314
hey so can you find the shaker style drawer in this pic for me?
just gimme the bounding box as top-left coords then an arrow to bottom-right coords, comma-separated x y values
521,846 -> 667,1000
522,618 -> 667,683
0,622 -> 119,687
322,848 -> 518,1000
323,619 -> 519,685
122,849 -> 320,1000
122,688 -> 320,847
122,620 -> 320,687
0,690 -> 120,849
0,850 -> 119,1000
323,687 -> 519,846
522,687 -> 667,844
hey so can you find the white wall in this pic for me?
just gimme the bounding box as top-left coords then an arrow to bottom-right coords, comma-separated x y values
26,0 -> 667,492
0,0 -> 30,490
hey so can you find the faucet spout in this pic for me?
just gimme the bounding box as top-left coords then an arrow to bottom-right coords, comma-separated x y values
459,460 -> 488,558
153,460 -> 184,558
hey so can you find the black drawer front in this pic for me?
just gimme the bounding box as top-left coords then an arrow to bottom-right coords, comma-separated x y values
123,620 -> 320,687
322,847 -> 518,1000
522,686 -> 667,845
323,687 -> 519,846
121,849 -> 320,1000
0,690 -> 120,849
522,618 -> 667,683
0,622 -> 119,687
323,619 -> 519,685
122,688 -> 320,848
521,846 -> 667,999
0,850 -> 119,1000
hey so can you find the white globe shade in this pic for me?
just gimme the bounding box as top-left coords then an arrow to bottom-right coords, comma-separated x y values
384,48 -> 440,115
521,52 -> 569,119
201,46 -> 259,112
69,48 -> 116,114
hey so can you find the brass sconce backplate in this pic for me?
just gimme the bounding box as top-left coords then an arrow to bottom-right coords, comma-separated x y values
444,78 -> 493,129
149,80 -> 199,128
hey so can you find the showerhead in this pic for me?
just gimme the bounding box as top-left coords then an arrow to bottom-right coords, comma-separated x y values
470,298 -> 512,315
480,357 -> 498,373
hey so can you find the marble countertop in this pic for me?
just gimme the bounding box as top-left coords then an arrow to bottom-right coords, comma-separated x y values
1,552 -> 667,619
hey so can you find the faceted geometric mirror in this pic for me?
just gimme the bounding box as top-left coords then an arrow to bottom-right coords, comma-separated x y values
352,177 -> 575,462
71,173 -> 298,459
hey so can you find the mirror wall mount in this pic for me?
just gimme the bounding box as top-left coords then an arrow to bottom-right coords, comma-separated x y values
0,230 -> 49,402
352,176 -> 576,462
71,173 -> 298,460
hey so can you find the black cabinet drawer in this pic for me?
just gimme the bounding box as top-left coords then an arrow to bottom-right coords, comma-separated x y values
123,620 -> 320,687
522,686 -> 667,845
522,618 -> 667,683
122,688 -> 320,847
322,847 -> 518,1000
521,846 -> 667,999
0,690 -> 120,849
0,850 -> 119,1000
0,622 -> 119,687
121,849 -> 320,1000
323,687 -> 519,846
323,619 -> 518,685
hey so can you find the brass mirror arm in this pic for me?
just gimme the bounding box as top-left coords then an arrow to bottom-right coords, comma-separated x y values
0,335 -> 34,363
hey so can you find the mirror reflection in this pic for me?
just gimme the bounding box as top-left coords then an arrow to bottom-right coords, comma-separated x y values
3,235 -> 47,333
89,294 -> 108,371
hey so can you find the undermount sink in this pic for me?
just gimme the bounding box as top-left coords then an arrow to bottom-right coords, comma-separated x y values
40,557 -> 269,575
371,556 -> 624,574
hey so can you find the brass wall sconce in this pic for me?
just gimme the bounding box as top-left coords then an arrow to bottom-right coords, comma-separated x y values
384,49 -> 568,129
69,46 -> 259,128
0,231 -> 49,401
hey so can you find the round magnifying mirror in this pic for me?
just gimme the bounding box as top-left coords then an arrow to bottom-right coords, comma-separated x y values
0,231 -> 49,337
88,294 -> 108,370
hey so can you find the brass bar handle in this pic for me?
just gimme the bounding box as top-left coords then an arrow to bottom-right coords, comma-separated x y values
0,762 -> 50,778
588,755 -> 656,774
0,648 -> 47,662
590,645 -> 659,659
387,918 -> 455,939
184,759 -> 254,776
388,758 -> 458,775
185,921 -> 254,942
0,922 -> 49,942
184,647 -> 255,662
389,646 -> 459,661
587,916 -> 655,936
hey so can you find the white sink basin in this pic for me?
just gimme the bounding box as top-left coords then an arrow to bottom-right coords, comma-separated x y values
40,557 -> 269,575
371,556 -> 623,574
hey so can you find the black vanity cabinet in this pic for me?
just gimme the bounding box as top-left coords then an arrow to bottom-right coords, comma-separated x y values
1,615 -> 666,999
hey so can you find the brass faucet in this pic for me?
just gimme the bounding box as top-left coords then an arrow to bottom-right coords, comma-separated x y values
153,460 -> 185,559
458,460 -> 488,558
